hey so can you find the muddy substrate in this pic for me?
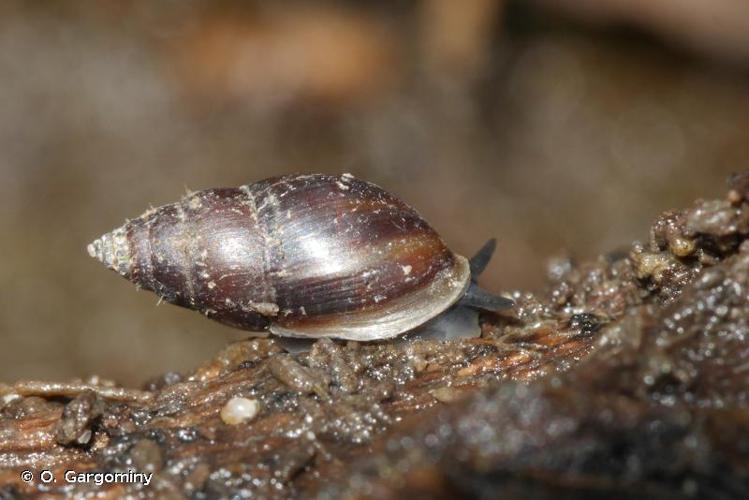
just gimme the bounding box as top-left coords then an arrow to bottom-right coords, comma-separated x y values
4,176 -> 749,499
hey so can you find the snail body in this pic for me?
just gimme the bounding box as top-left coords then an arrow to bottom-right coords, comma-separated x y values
88,173 -> 512,341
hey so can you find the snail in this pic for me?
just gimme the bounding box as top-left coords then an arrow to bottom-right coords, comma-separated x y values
88,173 -> 513,341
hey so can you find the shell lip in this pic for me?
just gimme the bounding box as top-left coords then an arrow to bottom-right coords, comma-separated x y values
269,254 -> 472,341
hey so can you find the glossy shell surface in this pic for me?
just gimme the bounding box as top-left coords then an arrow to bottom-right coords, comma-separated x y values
89,174 -> 470,340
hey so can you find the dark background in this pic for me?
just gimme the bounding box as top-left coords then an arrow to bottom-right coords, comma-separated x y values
2,0 -> 748,385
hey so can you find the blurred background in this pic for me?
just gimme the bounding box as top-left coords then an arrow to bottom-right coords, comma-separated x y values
1,0 -> 748,385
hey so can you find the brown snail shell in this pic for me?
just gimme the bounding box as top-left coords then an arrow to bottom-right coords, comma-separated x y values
88,173 -> 510,341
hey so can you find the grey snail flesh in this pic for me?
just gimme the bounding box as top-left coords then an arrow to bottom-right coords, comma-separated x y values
88,173 -> 474,341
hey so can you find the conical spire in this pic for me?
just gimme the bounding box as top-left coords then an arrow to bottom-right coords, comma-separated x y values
87,224 -> 132,276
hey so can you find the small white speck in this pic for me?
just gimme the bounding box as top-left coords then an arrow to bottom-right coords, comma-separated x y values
2,393 -> 20,405
187,196 -> 202,210
401,265 -> 412,276
220,397 -> 260,425
207,281 -> 216,290
76,429 -> 93,445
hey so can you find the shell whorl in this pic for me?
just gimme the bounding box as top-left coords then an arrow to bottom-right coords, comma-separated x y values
87,225 -> 132,277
